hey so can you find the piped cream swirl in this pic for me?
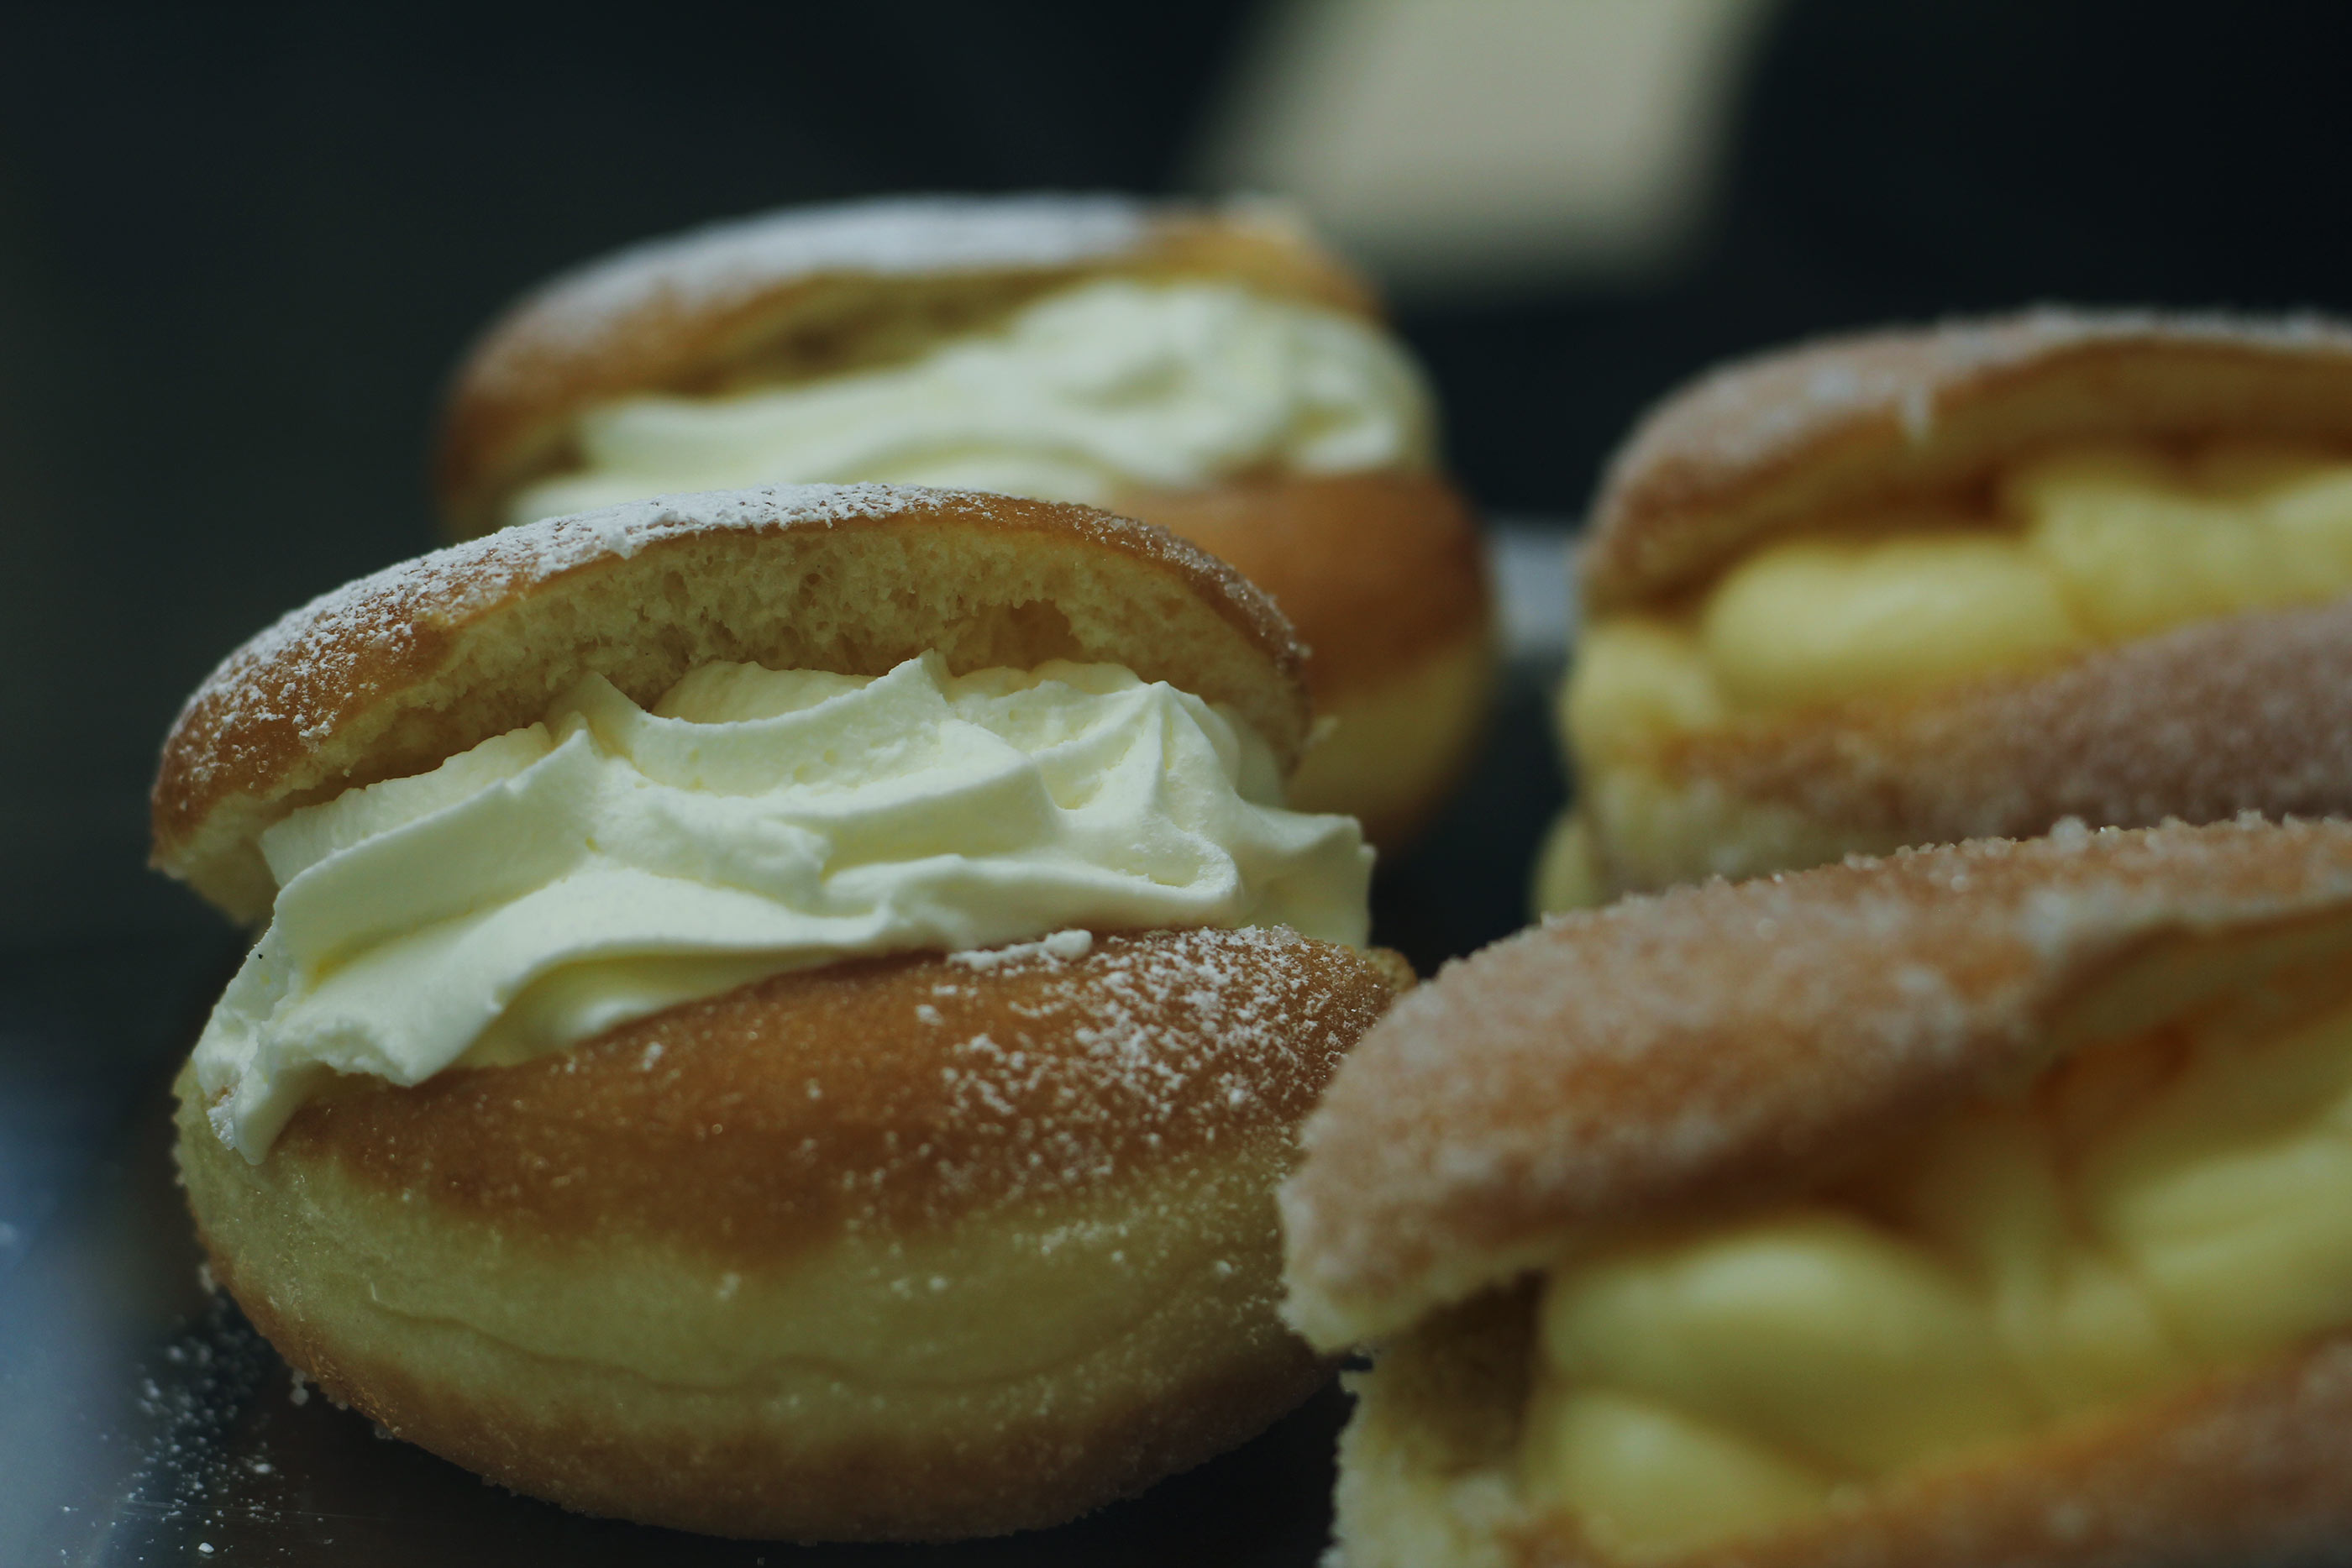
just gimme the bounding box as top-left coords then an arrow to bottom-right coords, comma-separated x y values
195,653 -> 1371,1160
507,278 -> 1435,524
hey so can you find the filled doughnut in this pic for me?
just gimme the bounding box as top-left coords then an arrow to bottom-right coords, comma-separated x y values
1289,816 -> 2352,1567
431,194 -> 1493,850
1538,310 -> 2352,910
158,484 -> 1408,1539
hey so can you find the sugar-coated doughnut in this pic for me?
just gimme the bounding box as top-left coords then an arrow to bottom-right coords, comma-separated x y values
160,485 -> 1407,1539
1541,310 -> 2352,910
181,926 -> 1406,1539
155,484 -> 1311,924
1290,817 -> 2352,1567
432,196 -> 1493,850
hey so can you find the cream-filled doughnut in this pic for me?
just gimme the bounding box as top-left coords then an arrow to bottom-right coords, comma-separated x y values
1537,311 -> 2352,911
431,195 -> 1493,850
1289,817 -> 2352,1567
158,485 -> 1408,1539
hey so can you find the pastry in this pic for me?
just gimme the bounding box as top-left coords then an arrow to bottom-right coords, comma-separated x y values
1289,816 -> 2352,1566
160,484 -> 1409,1539
1538,310 -> 2352,910
432,193 -> 1493,849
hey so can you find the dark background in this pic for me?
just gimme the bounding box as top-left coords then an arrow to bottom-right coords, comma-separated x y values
6,0 -> 2352,1303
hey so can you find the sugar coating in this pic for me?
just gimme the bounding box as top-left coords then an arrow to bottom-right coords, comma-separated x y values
151,480 -> 1308,926
163,484 -> 922,793
948,929 -> 1097,971
916,927 -> 1354,1215
1667,597 -> 2352,854
1609,308 -> 2352,505
294,926 -> 1399,1248
491,194 -> 1151,362
1282,817 -> 2352,1349
1583,307 -> 2352,606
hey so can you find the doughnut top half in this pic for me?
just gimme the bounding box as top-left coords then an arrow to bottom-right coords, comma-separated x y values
154,485 -> 1310,924
1281,816 -> 2352,1350
435,193 -> 1380,537
1582,309 -> 2352,613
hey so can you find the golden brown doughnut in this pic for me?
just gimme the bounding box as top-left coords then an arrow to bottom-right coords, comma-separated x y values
1286,817 -> 2352,1567
154,484 -> 1308,925
1544,310 -> 2352,910
181,927 -> 1408,1540
160,484 -> 1408,1538
430,195 -> 1494,850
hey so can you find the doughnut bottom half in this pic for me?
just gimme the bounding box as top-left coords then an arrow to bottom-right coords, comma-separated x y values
176,928 -> 1404,1539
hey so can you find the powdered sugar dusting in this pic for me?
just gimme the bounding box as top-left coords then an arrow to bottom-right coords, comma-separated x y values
912,928 -> 1360,1211
1680,598 -> 2352,859
328,927 -> 1401,1251
1284,818 -> 2352,1345
949,929 -> 1095,970
1586,307 -> 2352,606
502,194 -> 1149,356
165,484 -> 930,771
1628,307 -> 2352,490
158,480 -> 1298,831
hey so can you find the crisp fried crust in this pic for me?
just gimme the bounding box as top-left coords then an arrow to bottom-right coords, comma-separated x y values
178,928 -> 1412,1540
435,195 -> 1379,537
1581,309 -> 2352,613
1284,818 -> 2352,1350
150,485 -> 1310,922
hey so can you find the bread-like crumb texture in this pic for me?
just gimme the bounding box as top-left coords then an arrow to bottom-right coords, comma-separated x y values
1582,309 -> 2352,611
1283,818 -> 2352,1350
151,484 -> 1308,922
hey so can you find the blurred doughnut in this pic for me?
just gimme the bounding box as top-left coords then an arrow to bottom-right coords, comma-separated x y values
432,195 -> 1493,849
1541,310 -> 2352,910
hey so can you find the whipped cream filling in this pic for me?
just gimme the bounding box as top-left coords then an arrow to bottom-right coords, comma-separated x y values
507,279 -> 1436,525
195,653 -> 1371,1160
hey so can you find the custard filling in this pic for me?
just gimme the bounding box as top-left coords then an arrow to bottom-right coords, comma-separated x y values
1564,442 -> 2352,766
1519,924 -> 2352,1559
